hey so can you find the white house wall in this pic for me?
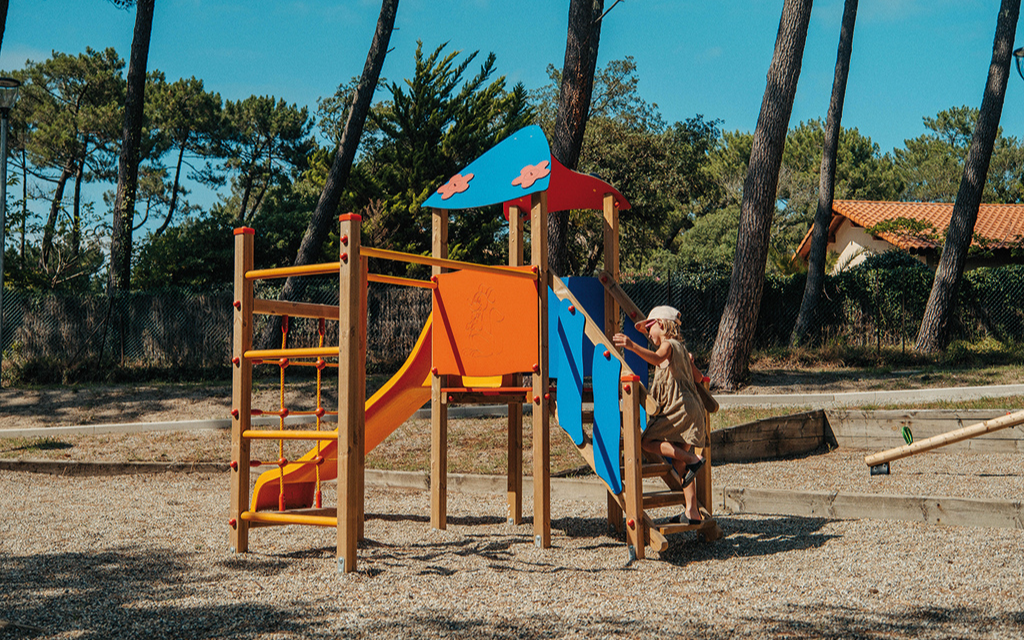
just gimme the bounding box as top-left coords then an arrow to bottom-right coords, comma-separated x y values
829,219 -> 919,273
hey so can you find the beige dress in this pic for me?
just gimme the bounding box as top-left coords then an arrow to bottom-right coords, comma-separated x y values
643,338 -> 706,448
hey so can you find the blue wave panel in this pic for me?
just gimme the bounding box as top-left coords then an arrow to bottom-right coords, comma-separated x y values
547,287 -> 560,380
555,298 -> 585,446
592,345 -> 622,495
564,277 -> 604,377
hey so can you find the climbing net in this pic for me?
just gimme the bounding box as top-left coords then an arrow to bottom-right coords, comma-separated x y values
249,315 -> 338,510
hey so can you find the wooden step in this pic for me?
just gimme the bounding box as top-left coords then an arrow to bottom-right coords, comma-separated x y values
655,517 -> 723,541
643,490 -> 688,509
619,462 -> 674,478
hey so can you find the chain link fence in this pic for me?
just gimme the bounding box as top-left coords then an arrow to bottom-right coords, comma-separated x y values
2,263 -> 1022,380
621,263 -> 1024,353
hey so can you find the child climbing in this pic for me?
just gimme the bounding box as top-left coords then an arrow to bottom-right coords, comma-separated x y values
613,305 -> 706,524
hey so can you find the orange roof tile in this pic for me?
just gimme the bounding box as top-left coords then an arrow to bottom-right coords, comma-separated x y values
795,200 -> 1024,258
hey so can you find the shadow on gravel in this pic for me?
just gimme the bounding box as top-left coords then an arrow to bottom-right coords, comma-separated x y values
747,603 -> 1024,639
658,515 -> 837,566
0,548 -> 291,639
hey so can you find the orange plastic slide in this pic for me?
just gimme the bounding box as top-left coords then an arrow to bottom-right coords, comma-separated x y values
250,316 -> 434,511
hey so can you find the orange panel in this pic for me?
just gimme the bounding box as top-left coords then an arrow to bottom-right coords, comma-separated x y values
432,268 -> 538,377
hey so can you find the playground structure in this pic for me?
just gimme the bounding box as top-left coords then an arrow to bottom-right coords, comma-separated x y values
228,126 -> 721,573
865,408 -> 1024,474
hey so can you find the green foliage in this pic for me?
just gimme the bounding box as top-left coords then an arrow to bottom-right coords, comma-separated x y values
851,249 -> 930,272
219,95 -> 313,225
132,211 -> 235,289
672,120 -> 900,276
534,57 -> 723,274
895,106 -> 1024,203
352,41 -> 534,274
670,205 -> 741,270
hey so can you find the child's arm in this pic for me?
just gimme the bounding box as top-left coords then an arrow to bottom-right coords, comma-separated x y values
612,333 -> 672,367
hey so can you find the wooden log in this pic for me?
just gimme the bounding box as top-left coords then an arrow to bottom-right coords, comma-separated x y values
864,409 -> 1024,467
723,487 -> 1024,530
711,410 -> 825,463
828,409 -> 1024,452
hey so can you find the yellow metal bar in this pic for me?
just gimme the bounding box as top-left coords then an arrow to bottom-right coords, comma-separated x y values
367,273 -> 436,289
246,262 -> 341,280
244,346 -> 340,359
242,430 -> 339,441
362,247 -> 537,280
240,511 -> 338,527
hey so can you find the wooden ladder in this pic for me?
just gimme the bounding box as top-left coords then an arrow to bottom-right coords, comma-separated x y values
570,384 -> 723,560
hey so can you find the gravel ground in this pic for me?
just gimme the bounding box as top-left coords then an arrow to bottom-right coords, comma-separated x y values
2,455 -> 1024,639
3,379 -> 1024,638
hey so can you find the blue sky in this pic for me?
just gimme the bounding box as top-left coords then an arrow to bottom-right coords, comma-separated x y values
3,0 -> 1024,213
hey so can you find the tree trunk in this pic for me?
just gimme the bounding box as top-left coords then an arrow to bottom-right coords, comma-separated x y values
0,0 -> 8,55
708,0 -> 814,391
256,0 -> 398,348
41,165 -> 73,270
72,153 -> 85,258
790,0 -> 859,347
108,0 -> 155,293
20,147 -> 26,262
548,0 -> 604,277
916,0 -> 1020,353
154,141 -> 186,237
235,172 -> 254,225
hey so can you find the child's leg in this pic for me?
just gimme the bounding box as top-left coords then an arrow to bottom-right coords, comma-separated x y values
642,439 -> 703,522
641,439 -> 701,476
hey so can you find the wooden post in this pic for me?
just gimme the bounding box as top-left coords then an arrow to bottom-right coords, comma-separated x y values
530,191 -> 551,548
230,227 -> 255,554
602,194 -> 623,531
431,208 -> 449,530
621,375 -> 645,560
506,205 -> 524,525
337,213 -> 364,573
602,194 -> 620,338
695,380 -> 713,517
358,256 -> 369,540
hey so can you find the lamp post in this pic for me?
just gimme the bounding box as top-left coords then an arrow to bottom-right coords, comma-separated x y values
0,77 -> 20,383
1015,47 -> 1024,82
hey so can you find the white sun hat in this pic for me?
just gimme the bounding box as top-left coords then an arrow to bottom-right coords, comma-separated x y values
635,305 -> 680,334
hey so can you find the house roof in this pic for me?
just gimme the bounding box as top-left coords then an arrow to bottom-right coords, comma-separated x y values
795,200 -> 1024,259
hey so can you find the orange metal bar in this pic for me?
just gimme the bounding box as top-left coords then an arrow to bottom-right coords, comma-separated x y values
242,430 -> 339,441
362,247 -> 537,280
281,360 -> 339,369
240,511 -> 337,527
442,387 -> 533,395
246,262 -> 341,280
244,347 -> 340,359
367,273 -> 436,289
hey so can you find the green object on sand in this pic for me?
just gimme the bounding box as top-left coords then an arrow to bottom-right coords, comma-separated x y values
901,425 -> 914,445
